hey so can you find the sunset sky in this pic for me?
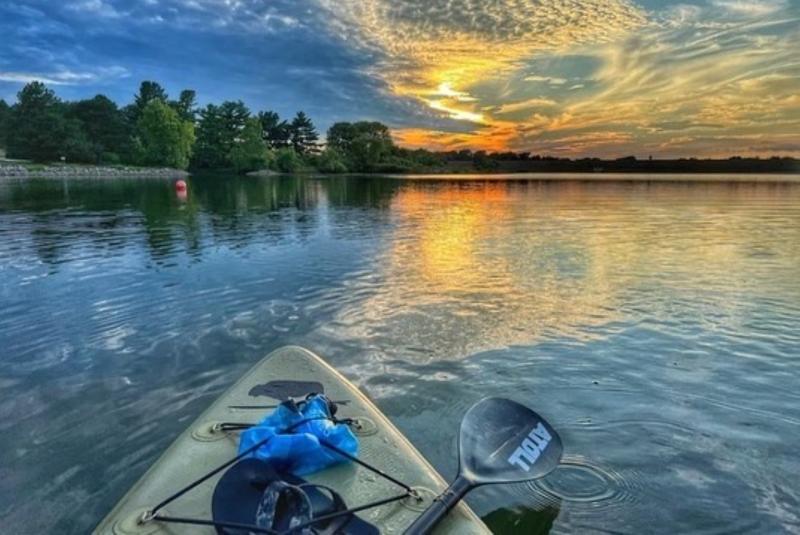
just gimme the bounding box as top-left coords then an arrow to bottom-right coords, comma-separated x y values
1,0 -> 798,157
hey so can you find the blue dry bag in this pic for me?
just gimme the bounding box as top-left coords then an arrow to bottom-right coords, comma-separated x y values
238,394 -> 358,475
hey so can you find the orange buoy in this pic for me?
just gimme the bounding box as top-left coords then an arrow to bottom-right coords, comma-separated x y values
175,179 -> 188,201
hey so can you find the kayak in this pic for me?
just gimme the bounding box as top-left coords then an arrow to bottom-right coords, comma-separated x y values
94,345 -> 491,534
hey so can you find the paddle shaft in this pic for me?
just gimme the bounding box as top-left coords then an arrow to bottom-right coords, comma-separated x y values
405,476 -> 474,535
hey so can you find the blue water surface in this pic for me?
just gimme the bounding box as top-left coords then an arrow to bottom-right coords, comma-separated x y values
0,175 -> 799,534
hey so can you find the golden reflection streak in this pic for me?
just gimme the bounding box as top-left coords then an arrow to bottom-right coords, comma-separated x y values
324,182 -> 800,360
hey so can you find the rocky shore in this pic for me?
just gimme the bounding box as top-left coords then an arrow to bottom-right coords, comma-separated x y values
245,169 -> 282,177
0,163 -> 189,179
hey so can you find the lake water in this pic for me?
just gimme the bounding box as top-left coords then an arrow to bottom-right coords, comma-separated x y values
1,175 -> 799,534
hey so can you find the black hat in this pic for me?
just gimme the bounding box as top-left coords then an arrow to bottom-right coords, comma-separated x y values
211,458 -> 378,534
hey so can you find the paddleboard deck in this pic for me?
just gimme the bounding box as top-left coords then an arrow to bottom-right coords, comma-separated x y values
94,346 -> 490,534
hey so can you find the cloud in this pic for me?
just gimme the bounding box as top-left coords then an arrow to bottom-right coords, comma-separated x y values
66,0 -> 122,18
59,0 -> 302,34
532,131 -> 636,155
148,0 -> 301,33
523,76 -> 568,85
712,0 -> 789,17
496,98 -> 558,115
0,66 -> 129,86
317,0 -> 645,125
534,3 -> 800,153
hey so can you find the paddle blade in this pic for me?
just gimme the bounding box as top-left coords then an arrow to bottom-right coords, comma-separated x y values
458,397 -> 562,485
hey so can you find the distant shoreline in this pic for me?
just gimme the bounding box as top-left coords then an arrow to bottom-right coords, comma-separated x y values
263,157 -> 800,177
376,157 -> 800,176
378,172 -> 800,182
249,169 -> 800,183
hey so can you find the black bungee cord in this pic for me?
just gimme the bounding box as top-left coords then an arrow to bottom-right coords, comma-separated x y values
143,405 -> 421,534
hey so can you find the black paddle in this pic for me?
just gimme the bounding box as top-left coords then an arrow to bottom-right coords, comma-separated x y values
405,397 -> 563,535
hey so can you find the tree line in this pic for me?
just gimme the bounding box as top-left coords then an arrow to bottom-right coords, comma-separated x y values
4,81 -> 791,174
0,80 -> 451,173
0,81 -> 312,171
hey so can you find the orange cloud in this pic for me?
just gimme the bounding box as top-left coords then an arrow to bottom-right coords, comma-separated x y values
393,121 -> 520,153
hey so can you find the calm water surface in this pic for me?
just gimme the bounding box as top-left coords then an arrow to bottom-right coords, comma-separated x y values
1,175 -> 799,534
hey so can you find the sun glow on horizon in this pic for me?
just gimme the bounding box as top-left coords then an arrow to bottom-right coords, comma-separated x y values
320,0 -> 800,157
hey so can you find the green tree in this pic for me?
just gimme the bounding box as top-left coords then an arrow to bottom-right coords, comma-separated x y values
473,150 -> 499,171
6,82 -> 72,162
258,110 -> 291,149
69,95 -> 131,163
135,99 -> 195,169
135,81 -> 168,108
317,147 -> 348,173
273,147 -> 301,173
60,120 -> 96,163
327,121 -> 395,171
129,81 -> 168,124
192,104 -> 225,168
0,99 -> 10,148
289,111 -> 319,155
170,89 -> 197,123
230,118 -> 270,173
192,100 -> 250,169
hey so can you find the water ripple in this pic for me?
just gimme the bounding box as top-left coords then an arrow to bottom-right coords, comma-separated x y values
531,456 -> 639,507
